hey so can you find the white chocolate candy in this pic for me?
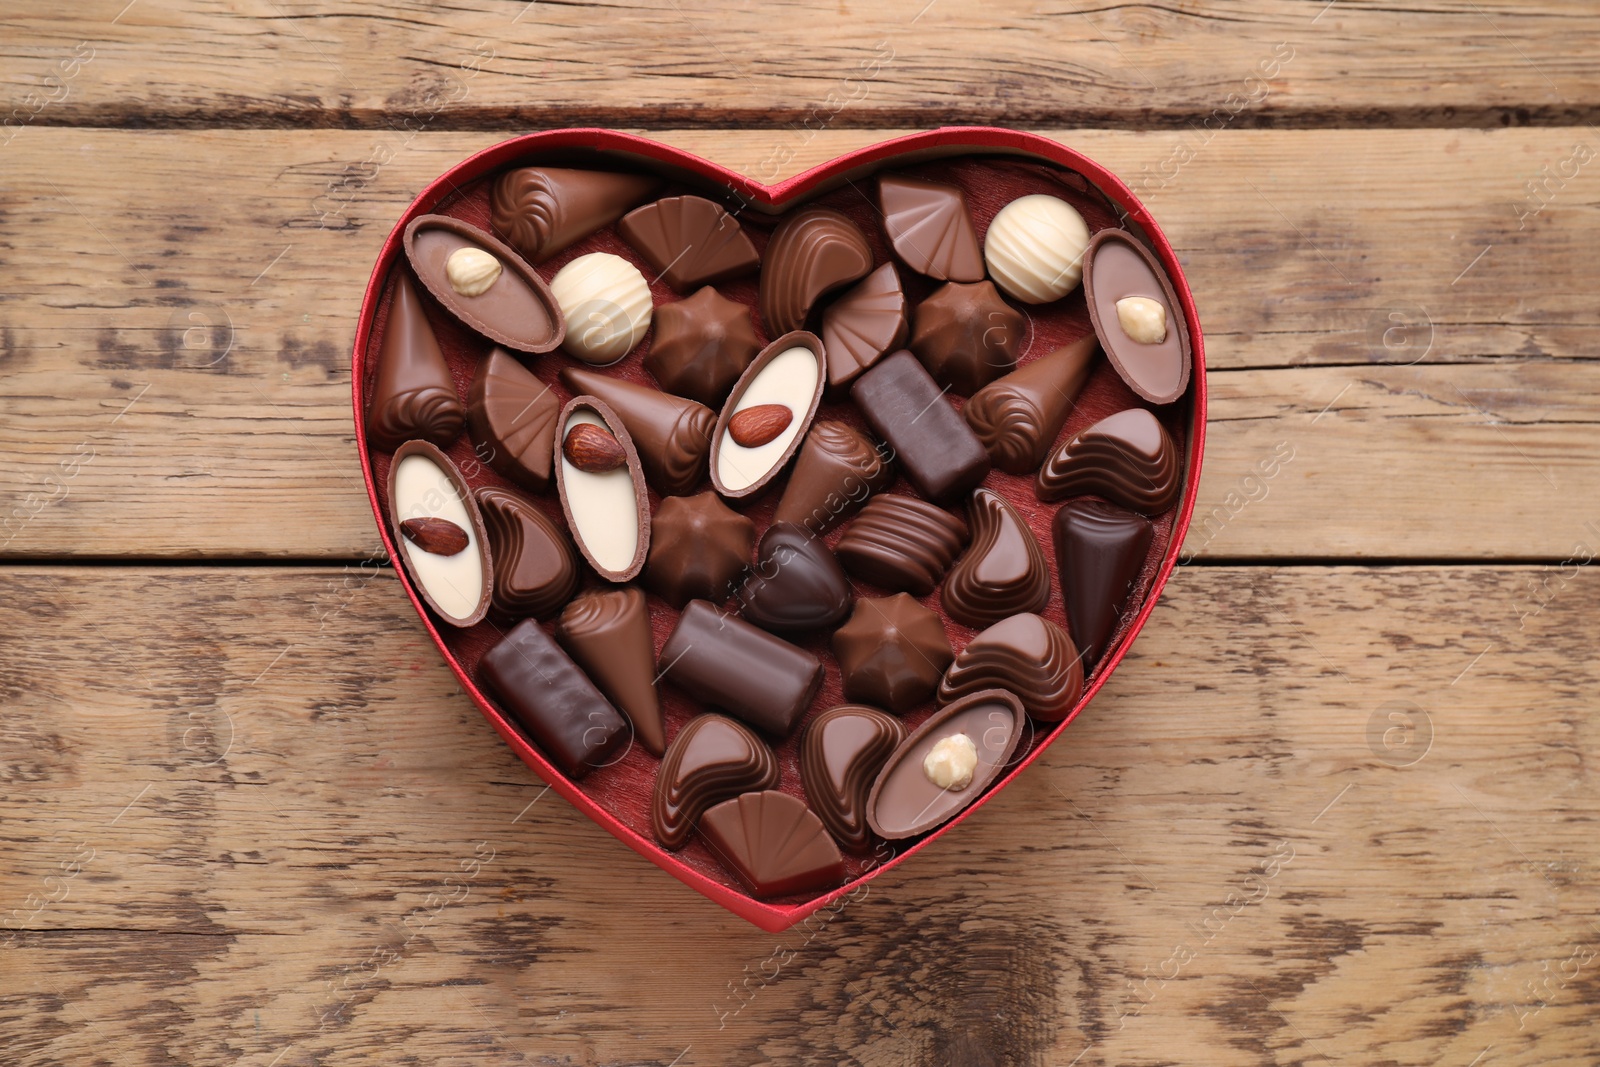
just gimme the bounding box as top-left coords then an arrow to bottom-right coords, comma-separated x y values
1116,296 -> 1168,344
983,194 -> 1090,304
445,246 -> 501,296
392,453 -> 484,622
559,407 -> 640,574
715,344 -> 819,493
550,252 -> 653,365
923,732 -> 978,791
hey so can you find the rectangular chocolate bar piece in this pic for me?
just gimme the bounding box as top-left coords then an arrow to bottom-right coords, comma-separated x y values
850,350 -> 990,505
657,600 -> 823,739
478,619 -> 628,778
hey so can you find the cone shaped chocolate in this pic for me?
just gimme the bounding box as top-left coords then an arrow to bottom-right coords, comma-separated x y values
556,587 -> 666,756
1052,499 -> 1153,668
367,272 -> 464,452
490,167 -> 662,264
963,334 -> 1098,475
559,366 -> 715,496
772,422 -> 892,536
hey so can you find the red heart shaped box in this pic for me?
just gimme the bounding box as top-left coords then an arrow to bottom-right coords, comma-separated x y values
352,128 -> 1207,932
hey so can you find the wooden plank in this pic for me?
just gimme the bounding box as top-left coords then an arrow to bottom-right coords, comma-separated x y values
1,565 -> 1595,1065
2,127 -> 1596,560
3,1 -> 1600,128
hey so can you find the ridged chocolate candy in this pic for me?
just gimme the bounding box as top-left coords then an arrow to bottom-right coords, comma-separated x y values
476,487 -> 578,621
832,594 -> 953,713
556,587 -> 666,757
699,791 -> 845,898
367,273 -> 464,452
963,335 -> 1098,475
876,174 -> 983,282
801,705 -> 907,851
910,280 -> 1025,396
1036,407 -> 1180,514
736,522 -> 852,636
645,492 -> 755,608
759,208 -> 872,334
938,613 -> 1083,722
618,195 -> 760,292
651,714 -> 779,849
772,422 -> 892,536
1052,499 -> 1153,668
819,263 -> 909,387
646,286 -> 762,407
942,488 -> 1051,629
559,366 -> 715,496
490,167 -> 661,264
835,494 -> 970,596
465,347 -> 559,492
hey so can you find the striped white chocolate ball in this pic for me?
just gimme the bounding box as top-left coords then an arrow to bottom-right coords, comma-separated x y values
983,194 -> 1090,304
550,252 -> 653,365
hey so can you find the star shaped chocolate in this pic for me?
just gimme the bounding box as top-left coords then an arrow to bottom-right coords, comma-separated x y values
644,491 -> 756,608
831,593 -> 953,713
908,280 -> 1026,396
645,286 -> 763,408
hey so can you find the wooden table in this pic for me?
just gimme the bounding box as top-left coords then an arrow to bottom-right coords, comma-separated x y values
4,3 -> 1598,1064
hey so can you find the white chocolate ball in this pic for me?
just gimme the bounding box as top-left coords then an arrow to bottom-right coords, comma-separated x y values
550,252 -> 653,365
983,194 -> 1090,304
923,732 -> 978,791
1116,296 -> 1168,344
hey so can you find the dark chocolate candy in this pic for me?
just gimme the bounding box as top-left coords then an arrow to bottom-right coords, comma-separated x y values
1083,229 -> 1191,405
710,332 -> 827,500
800,705 -> 907,851
478,619 -> 628,779
645,492 -> 755,608
760,207 -> 873,334
553,396 -> 651,583
850,350 -> 991,506
834,494 -> 970,596
1036,407 -> 1180,514
651,713 -> 780,849
403,214 -> 564,354
866,689 -> 1025,840
736,522 -> 852,635
963,335 -> 1098,475
910,280 -> 1025,396
938,613 -> 1083,723
942,488 -> 1051,629
645,286 -> 763,408
618,195 -> 760,292
387,440 -> 491,628
465,347 -> 559,492
771,421 -> 892,536
1052,499 -> 1153,668
832,593 -> 953,714
876,174 -> 984,283
556,586 -> 666,757
559,366 -> 714,496
476,487 -> 578,621
699,790 -> 845,898
367,272 -> 464,452
819,263 -> 909,387
658,600 -> 824,739
490,166 -> 661,264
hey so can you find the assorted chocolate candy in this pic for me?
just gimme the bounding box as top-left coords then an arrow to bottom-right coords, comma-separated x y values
362,152 -> 1195,901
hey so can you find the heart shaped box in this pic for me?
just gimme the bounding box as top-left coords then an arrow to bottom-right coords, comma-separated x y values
352,128 -> 1207,932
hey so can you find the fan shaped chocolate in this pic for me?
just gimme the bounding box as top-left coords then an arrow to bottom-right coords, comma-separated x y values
942,488 -> 1051,629
403,214 -> 564,354
910,280 -> 1025,396
386,440 -> 491,628
645,492 -> 756,608
832,594 -> 953,713
559,366 -> 715,496
736,522 -> 852,635
651,713 -> 780,850
938,613 -> 1083,722
646,286 -> 763,407
465,347 -> 559,492
876,174 -> 983,282
772,421 -> 892,536
554,396 -> 651,582
490,166 -> 661,263
1052,499 -> 1154,668
556,587 -> 666,757
475,487 -> 578,621
1083,229 -> 1191,405
700,790 -> 845,898
964,335 -> 1098,475
619,195 -> 760,292
835,494 -> 970,596
711,332 -> 827,500
367,273 -> 464,452
801,705 -> 907,851
819,263 -> 909,387
759,207 -> 873,334
1036,407 -> 1180,514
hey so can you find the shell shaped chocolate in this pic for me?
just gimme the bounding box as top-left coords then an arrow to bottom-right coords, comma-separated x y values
699,790 -> 846,898
490,166 -> 661,264
476,487 -> 578,620
876,174 -> 984,283
819,262 -> 910,387
553,396 -> 651,582
938,613 -> 1084,722
651,714 -> 779,850
835,494 -> 970,597
801,705 -> 908,851
1083,229 -> 1192,405
386,440 -> 492,628
772,421 -> 893,536
618,195 -> 760,292
465,348 -> 560,492
759,208 -> 873,334
1036,407 -> 1180,514
942,488 -> 1051,629
403,214 -> 565,354
711,332 -> 827,500
962,335 -> 1098,475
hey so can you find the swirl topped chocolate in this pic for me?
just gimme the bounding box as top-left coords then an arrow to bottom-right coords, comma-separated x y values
938,613 -> 1083,722
1036,407 -> 1180,514
942,488 -> 1051,629
963,334 -> 1098,476
560,366 -> 714,497
772,421 -> 892,536
556,587 -> 665,756
490,166 -> 661,263
801,705 -> 907,852
367,273 -> 464,453
651,713 -> 779,849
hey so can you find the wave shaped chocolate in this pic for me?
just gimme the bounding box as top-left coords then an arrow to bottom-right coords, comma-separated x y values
490,166 -> 661,264
772,421 -> 892,536
1083,229 -> 1191,405
759,207 -> 873,334
876,174 -> 983,282
700,791 -> 844,898
619,195 -> 760,292
1036,407 -> 1180,514
403,214 -> 564,354
833,593 -> 953,713
476,487 -> 578,621
938,613 -> 1083,722
466,348 -> 559,492
819,263 -> 909,387
963,335 -> 1098,475
651,713 -> 779,850
556,587 -> 666,757
1053,499 -> 1153,669
835,494 -> 970,596
367,273 -> 464,452
801,705 -> 907,852
560,366 -> 714,496
942,488 -> 1051,629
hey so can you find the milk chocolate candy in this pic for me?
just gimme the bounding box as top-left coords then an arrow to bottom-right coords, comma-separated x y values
771,421 -> 892,536
556,587 -> 666,757
618,195 -> 760,292
800,705 -> 907,851
1083,229 -> 1191,405
834,494 -> 970,596
476,487 -> 578,621
465,347 -> 559,492
942,488 -> 1051,629
645,492 -> 755,608
876,174 -> 983,283
646,286 -> 763,407
938,613 -> 1083,723
403,214 -> 564,354
711,332 -> 827,500
760,207 -> 873,334
850,350 -> 990,506
554,396 -> 651,582
559,366 -> 714,496
736,522 -> 852,636
387,441 -> 491,628
367,273 -> 464,452
658,600 -> 824,739
963,335 -> 1098,475
1052,499 -> 1153,668
651,714 -> 779,850
699,791 -> 845,898
478,619 -> 629,779
1036,407 -> 1180,514
832,594 -> 953,714
910,280 -> 1025,396
866,689 -> 1025,840
819,263 -> 910,387
490,166 -> 661,263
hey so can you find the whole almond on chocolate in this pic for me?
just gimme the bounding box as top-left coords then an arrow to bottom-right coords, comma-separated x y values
399,516 -> 470,556
728,404 -> 793,448
562,423 -> 627,473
